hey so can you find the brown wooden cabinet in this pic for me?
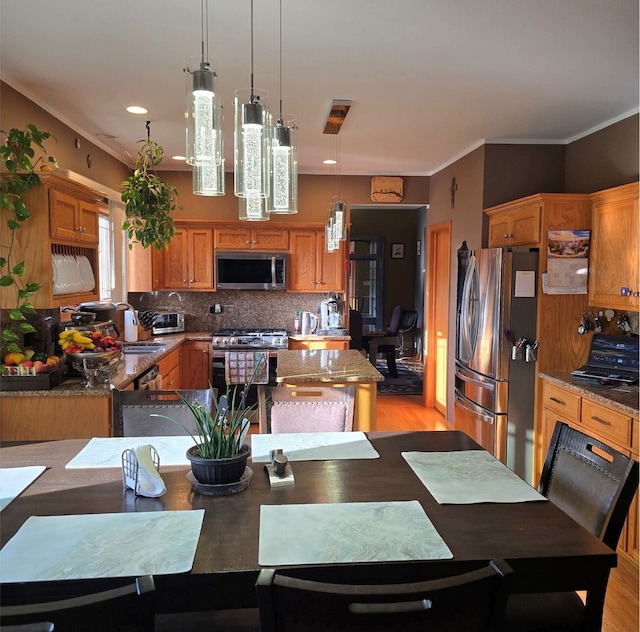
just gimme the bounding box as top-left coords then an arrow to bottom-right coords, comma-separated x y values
588,182 -> 639,310
0,172 -> 101,308
214,226 -> 289,250
486,203 -> 541,247
181,340 -> 212,389
50,190 -> 99,244
289,229 -> 345,292
158,227 -> 214,290
0,391 -> 111,440
539,378 -> 638,566
158,347 -> 181,390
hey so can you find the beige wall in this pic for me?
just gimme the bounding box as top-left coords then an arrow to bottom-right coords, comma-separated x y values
1,82 -> 130,191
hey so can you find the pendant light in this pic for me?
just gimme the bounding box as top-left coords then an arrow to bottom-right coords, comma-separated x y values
186,0 -> 224,196
234,0 -> 271,201
239,194 -> 269,221
267,0 -> 298,214
325,134 -> 347,252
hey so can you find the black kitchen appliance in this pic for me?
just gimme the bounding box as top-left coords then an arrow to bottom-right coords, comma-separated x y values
211,328 -> 287,412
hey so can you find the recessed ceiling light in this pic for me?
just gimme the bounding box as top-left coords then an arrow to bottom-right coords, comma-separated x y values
172,155 -> 187,161
126,105 -> 148,114
323,159 -> 337,165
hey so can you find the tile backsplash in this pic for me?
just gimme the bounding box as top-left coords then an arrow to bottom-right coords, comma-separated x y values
127,291 -> 344,333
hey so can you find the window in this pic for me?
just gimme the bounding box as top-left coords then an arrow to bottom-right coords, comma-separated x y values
98,212 -> 113,300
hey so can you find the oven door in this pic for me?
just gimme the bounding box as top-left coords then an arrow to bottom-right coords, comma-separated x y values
212,351 -> 278,418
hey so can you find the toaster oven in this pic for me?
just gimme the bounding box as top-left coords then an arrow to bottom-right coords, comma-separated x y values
152,311 -> 185,335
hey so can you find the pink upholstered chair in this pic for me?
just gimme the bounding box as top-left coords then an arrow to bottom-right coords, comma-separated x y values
257,386 -> 356,434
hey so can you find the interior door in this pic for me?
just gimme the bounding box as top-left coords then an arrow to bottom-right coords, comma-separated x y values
425,221 -> 451,416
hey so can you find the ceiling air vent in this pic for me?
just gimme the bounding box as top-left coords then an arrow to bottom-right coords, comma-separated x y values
323,100 -> 352,134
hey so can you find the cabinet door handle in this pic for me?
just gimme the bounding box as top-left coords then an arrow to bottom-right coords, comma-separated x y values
590,415 -> 612,426
549,397 -> 566,405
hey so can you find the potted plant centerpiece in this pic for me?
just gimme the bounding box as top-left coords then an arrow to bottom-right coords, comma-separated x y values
159,360 -> 266,487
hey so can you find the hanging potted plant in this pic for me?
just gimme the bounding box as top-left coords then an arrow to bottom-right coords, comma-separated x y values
121,122 -> 181,250
0,124 -> 57,362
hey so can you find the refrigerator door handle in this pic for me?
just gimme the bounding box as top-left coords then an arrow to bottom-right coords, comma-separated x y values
454,392 -> 495,425
455,364 -> 496,393
459,255 -> 480,359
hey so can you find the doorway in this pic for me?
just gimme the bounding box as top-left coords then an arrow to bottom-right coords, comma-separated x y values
425,221 -> 451,416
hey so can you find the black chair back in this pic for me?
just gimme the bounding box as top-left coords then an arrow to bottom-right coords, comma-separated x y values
0,576 -> 155,632
257,560 -> 512,632
348,309 -> 363,350
387,305 -> 403,336
539,421 -> 639,550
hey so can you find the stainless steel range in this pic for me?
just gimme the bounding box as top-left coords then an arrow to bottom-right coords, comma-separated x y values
211,328 -> 287,411
211,328 -> 288,351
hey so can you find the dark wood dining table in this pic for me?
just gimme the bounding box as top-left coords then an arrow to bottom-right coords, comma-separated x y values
0,431 -> 616,631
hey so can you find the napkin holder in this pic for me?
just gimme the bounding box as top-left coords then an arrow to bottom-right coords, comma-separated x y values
264,449 -> 294,488
122,445 -> 164,497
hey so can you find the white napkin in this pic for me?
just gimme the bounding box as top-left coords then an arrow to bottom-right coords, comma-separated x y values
133,445 -> 166,497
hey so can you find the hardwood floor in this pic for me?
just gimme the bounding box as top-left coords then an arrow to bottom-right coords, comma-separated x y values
376,392 -> 639,632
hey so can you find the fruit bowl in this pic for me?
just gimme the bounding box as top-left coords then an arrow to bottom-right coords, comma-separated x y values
66,349 -> 121,387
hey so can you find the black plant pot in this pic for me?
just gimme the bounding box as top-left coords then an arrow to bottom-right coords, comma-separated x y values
186,444 -> 250,485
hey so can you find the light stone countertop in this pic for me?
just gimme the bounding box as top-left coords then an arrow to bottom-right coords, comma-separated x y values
288,334 -> 351,341
0,333 -> 211,397
539,371 -> 639,417
276,349 -> 384,383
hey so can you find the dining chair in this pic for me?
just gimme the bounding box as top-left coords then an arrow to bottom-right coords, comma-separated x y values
0,576 -> 156,632
502,421 -> 639,632
112,389 -> 213,436
256,559 -> 513,631
348,308 -> 365,355
366,304 -> 404,377
257,385 -> 356,434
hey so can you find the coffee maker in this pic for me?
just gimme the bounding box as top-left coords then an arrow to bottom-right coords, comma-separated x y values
319,293 -> 345,332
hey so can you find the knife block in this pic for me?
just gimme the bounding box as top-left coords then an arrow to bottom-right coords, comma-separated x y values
138,326 -> 151,341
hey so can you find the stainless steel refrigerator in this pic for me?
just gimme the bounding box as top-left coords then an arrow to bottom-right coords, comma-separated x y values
455,246 -> 538,484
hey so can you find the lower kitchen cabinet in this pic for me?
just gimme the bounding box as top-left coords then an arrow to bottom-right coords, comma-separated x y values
539,377 -> 639,566
181,340 -> 212,389
288,339 -> 349,350
0,392 -> 111,440
158,347 -> 181,390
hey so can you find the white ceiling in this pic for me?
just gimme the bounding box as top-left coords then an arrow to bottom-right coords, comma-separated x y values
1,0 -> 638,176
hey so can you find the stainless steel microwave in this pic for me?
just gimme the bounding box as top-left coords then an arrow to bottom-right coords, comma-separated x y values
215,252 -> 287,290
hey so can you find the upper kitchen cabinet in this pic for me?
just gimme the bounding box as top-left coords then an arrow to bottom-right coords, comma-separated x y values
0,172 -> 102,309
156,226 -> 214,291
486,201 -> 542,247
588,182 -> 639,310
485,193 -> 591,248
289,228 -> 345,292
50,190 -> 99,244
214,226 -> 289,251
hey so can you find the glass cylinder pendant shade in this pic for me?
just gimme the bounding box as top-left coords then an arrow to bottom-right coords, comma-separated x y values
193,159 -> 225,196
239,194 -> 269,221
267,117 -> 298,214
331,199 -> 347,241
185,63 -> 223,170
325,214 -> 339,252
234,89 -> 271,199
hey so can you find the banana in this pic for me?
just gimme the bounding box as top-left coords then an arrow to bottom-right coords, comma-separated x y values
72,332 -> 94,345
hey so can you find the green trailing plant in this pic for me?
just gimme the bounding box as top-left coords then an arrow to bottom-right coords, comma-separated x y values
0,124 -> 57,357
121,130 -> 181,251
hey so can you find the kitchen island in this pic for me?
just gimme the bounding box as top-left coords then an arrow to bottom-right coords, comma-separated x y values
276,349 -> 384,431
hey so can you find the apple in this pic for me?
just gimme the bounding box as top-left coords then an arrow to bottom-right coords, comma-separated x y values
19,360 -> 34,368
23,350 -> 35,360
33,360 -> 47,373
